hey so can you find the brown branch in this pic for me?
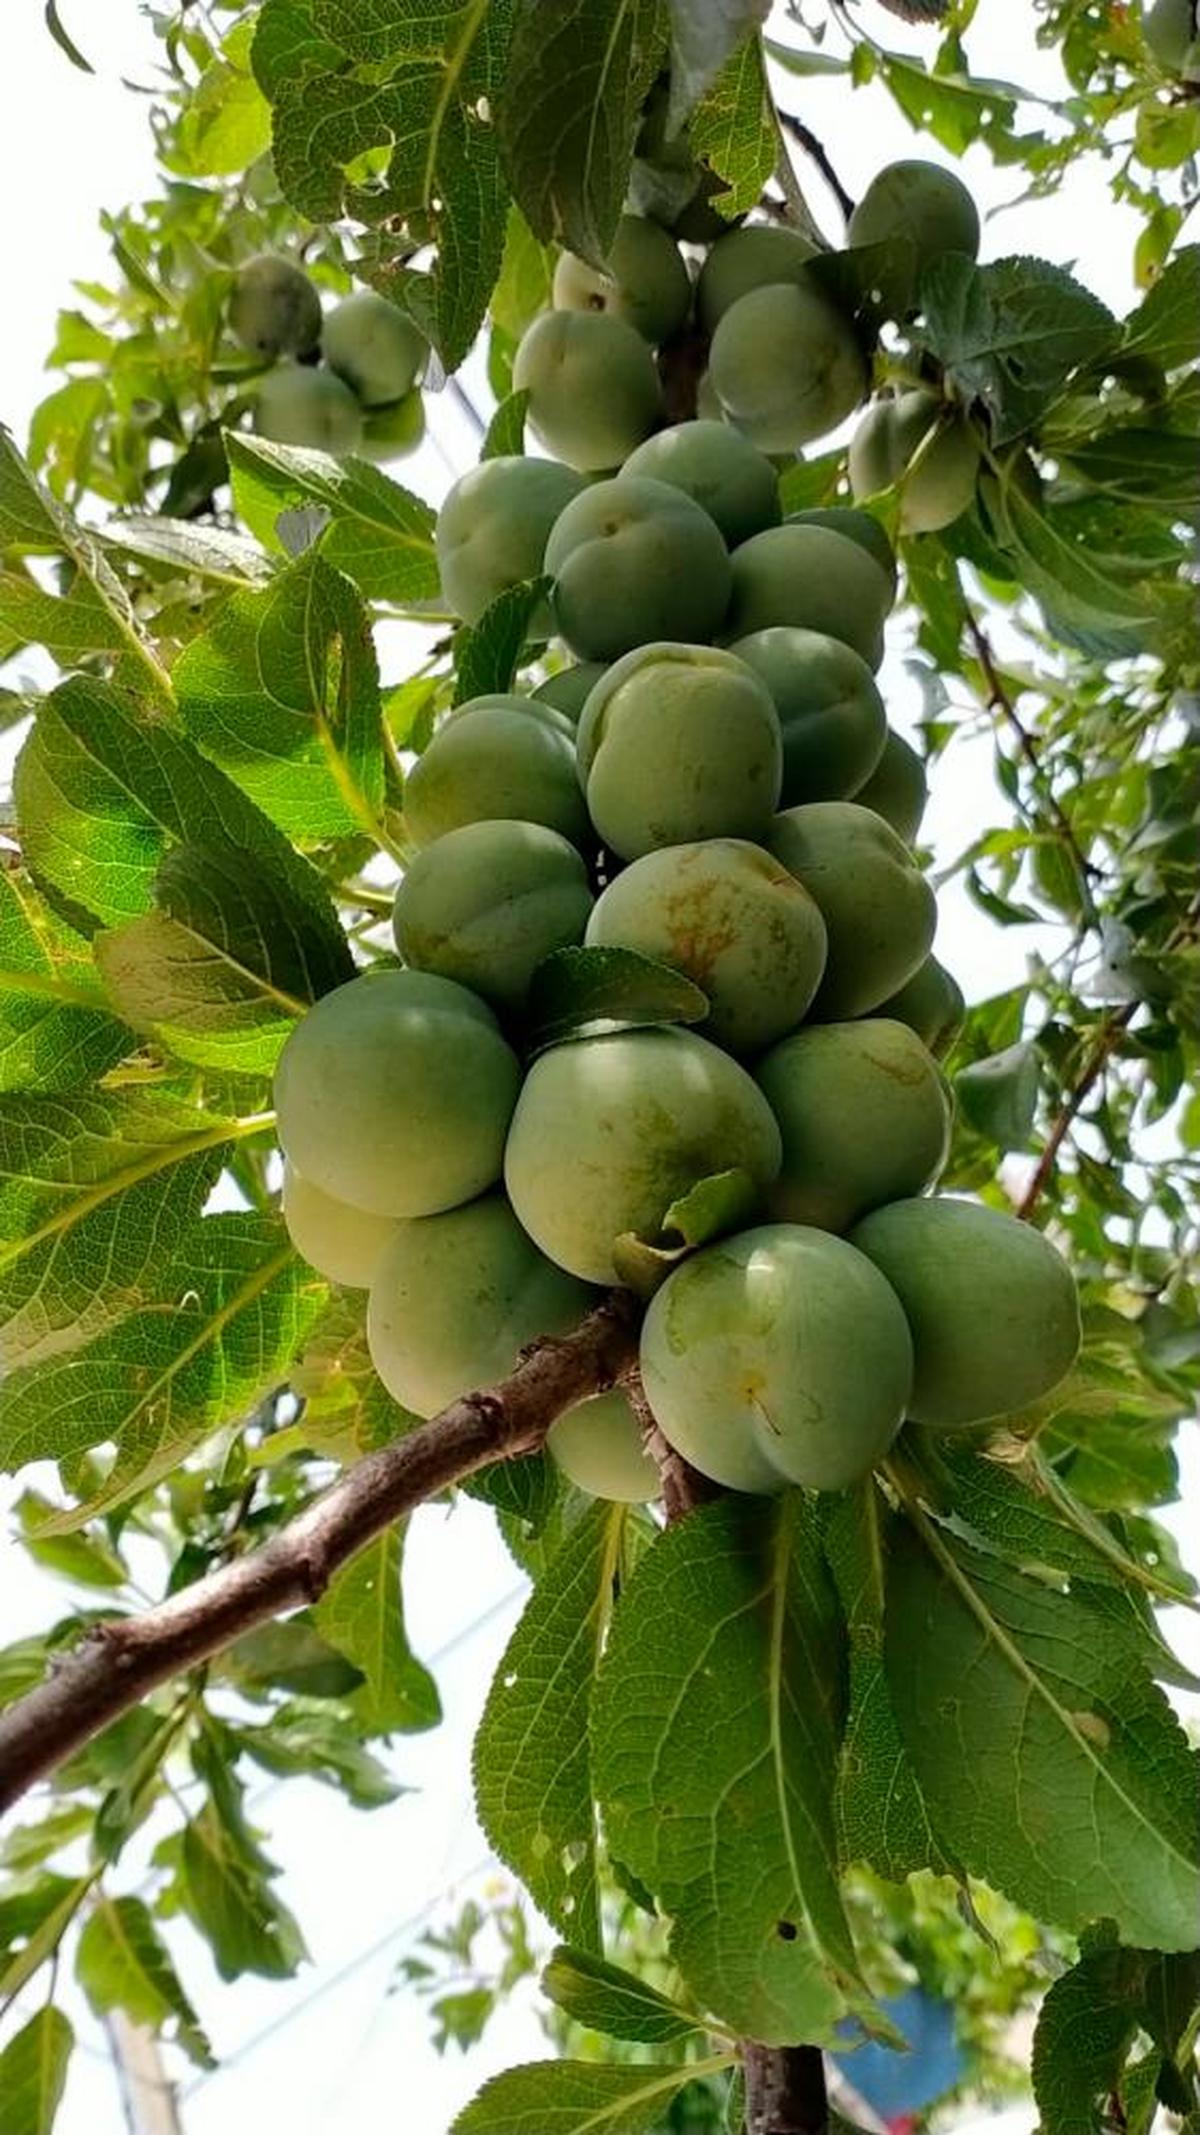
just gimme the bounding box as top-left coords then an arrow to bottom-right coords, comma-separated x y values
965,610 -> 1101,916
1017,1007 -> 1135,1220
0,1295 -> 639,1815
743,2043 -> 829,2135
627,1368 -> 720,1524
775,113 -> 855,223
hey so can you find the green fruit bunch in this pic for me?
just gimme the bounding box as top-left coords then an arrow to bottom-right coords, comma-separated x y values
271,159 -> 1078,1510
228,255 -> 428,462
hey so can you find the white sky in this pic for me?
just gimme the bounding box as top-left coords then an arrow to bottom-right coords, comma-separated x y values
0,6 -> 1197,2133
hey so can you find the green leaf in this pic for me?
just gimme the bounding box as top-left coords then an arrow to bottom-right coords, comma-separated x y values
885,1514 -> 1200,1949
688,34 -> 776,217
451,2056 -> 733,2135
177,1793 -> 306,1983
0,1214 -> 324,1521
955,1040 -> 1040,1147
44,0 -> 93,72
993,481 -> 1157,653
0,873 -> 129,1095
666,0 -> 770,130
453,577 -> 550,703
1054,426 -> 1200,508
176,58 -> 272,177
0,1806 -> 93,1871
1032,1933 -> 1200,2135
16,1493 -> 128,1589
593,1495 -> 868,2045
0,1087 -> 249,1368
225,434 -> 439,605
1123,244 -> 1200,369
498,0 -> 669,266
611,1168 -> 760,1295
103,516 -> 274,589
174,552 -> 386,846
481,390 -> 530,460
475,1502 -> 630,1950
0,2007 -> 73,2135
233,1706 -> 402,1808
314,1528 -> 441,1734
0,1876 -> 92,2000
526,946 -> 710,1052
882,53 -> 1018,158
76,1894 -> 213,2069
490,208 -> 556,340
920,254 -> 1119,446
542,1944 -> 701,2044
822,1486 -> 946,1883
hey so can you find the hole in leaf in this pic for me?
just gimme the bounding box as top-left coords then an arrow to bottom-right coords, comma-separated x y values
777,1920 -> 798,1942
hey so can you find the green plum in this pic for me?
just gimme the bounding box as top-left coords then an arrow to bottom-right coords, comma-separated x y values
229,254 -> 321,359
403,702 -> 590,850
874,956 -> 965,1058
730,627 -> 887,804
856,729 -> 928,843
849,392 -> 981,534
282,1162 -> 398,1288
769,801 -> 937,1018
722,523 -> 893,669
273,971 -> 521,1218
640,1223 -> 913,1492
622,420 -> 781,547
392,819 -> 593,1010
253,366 -> 363,454
1144,0 -> 1200,73
361,390 -> 425,462
756,1019 -> 950,1233
585,838 -> 827,1054
435,457 -> 587,625
552,213 -> 692,344
547,1391 -> 660,1502
849,1196 -> 1081,1430
576,643 -> 782,860
512,310 -> 663,471
367,1192 -> 594,1417
848,160 -> 980,317
504,1028 -> 782,1284
322,290 -> 426,407
696,224 -> 820,333
786,507 -> 897,596
531,663 -> 608,725
710,282 -> 868,451
545,475 -> 731,661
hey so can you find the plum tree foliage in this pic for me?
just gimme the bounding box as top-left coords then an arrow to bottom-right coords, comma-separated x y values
1,2 -> 1199,2131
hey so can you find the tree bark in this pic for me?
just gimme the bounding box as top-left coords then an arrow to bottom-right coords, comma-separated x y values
0,1294 -> 639,1814
743,2043 -> 829,2135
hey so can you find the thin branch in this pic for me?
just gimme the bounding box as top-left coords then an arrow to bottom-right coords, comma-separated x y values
743,2042 -> 829,2135
628,1367 -> 720,1524
1016,1006 -> 1135,1220
0,1295 -> 639,1815
775,113 -> 855,223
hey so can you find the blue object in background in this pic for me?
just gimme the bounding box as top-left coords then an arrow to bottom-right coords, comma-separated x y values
832,1986 -> 964,2118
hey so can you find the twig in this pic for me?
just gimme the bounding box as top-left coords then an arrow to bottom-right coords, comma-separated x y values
775,113 -> 855,223
1016,1006 -> 1135,1220
627,1368 -> 720,1524
743,2042 -> 829,2135
0,1295 -> 639,1814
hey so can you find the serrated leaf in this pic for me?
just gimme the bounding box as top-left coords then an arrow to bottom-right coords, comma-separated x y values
992,482 -> 1156,652
76,1895 -> 213,2069
453,576 -> 550,703
0,1876 -> 92,2000
103,515 -> 273,587
955,1040 -> 1040,1148
666,0 -> 771,131
177,1800 -> 305,1983
174,551 -> 386,845
920,254 -> 1120,446
0,872 -> 129,1095
542,1945 -> 701,2044
885,1514 -> 1200,1949
593,1495 -> 869,2045
688,33 -> 776,216
314,1528 -> 441,1734
0,1214 -> 324,1521
482,389 -> 529,461
1123,245 -> 1200,370
0,2007 -> 73,2135
1032,1934 -> 1200,2135
1055,428 -> 1200,508
225,433 -> 439,605
451,2055 -> 732,2135
498,0 -> 669,265
0,1088 -> 250,1368
475,1502 -> 630,1949
526,946 -> 709,1052
233,1706 -> 402,1808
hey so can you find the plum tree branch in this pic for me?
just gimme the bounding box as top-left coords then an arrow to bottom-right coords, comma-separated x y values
0,1294 -> 640,1815
775,113 -> 855,223
1017,1006 -> 1135,1219
743,2043 -> 829,2135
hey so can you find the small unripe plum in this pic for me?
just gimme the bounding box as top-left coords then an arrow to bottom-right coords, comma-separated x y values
436,456 -> 587,625
769,801 -> 937,1018
696,225 -> 820,334
531,663 -> 608,725
730,627 -> 887,805
504,1028 -> 782,1284
849,160 -> 980,316
710,282 -> 868,451
874,956 -> 965,1059
585,838 -> 827,1054
547,1391 -> 660,1502
361,390 -> 425,462
545,475 -> 731,661
855,728 -> 928,843
392,819 -> 593,1010
787,507 -> 897,596
756,1019 -> 950,1233
640,1223 -> 913,1492
321,290 -> 426,408
722,523 -> 893,670
1144,0 -> 1200,74
552,214 -> 692,345
622,420 -> 781,548
577,643 -> 782,861
367,1192 -> 594,1417
253,366 -> 364,455
849,1196 -> 1081,1430
403,701 -> 590,851
282,1162 -> 398,1288
849,392 -> 981,534
229,254 -> 321,359
274,971 -> 521,1218
512,310 -> 663,471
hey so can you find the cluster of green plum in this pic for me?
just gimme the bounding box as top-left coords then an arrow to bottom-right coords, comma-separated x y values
227,254 -> 427,460
273,358 -> 1079,1502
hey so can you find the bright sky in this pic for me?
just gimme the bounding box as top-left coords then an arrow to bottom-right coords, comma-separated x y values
0,7 -> 1196,2133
